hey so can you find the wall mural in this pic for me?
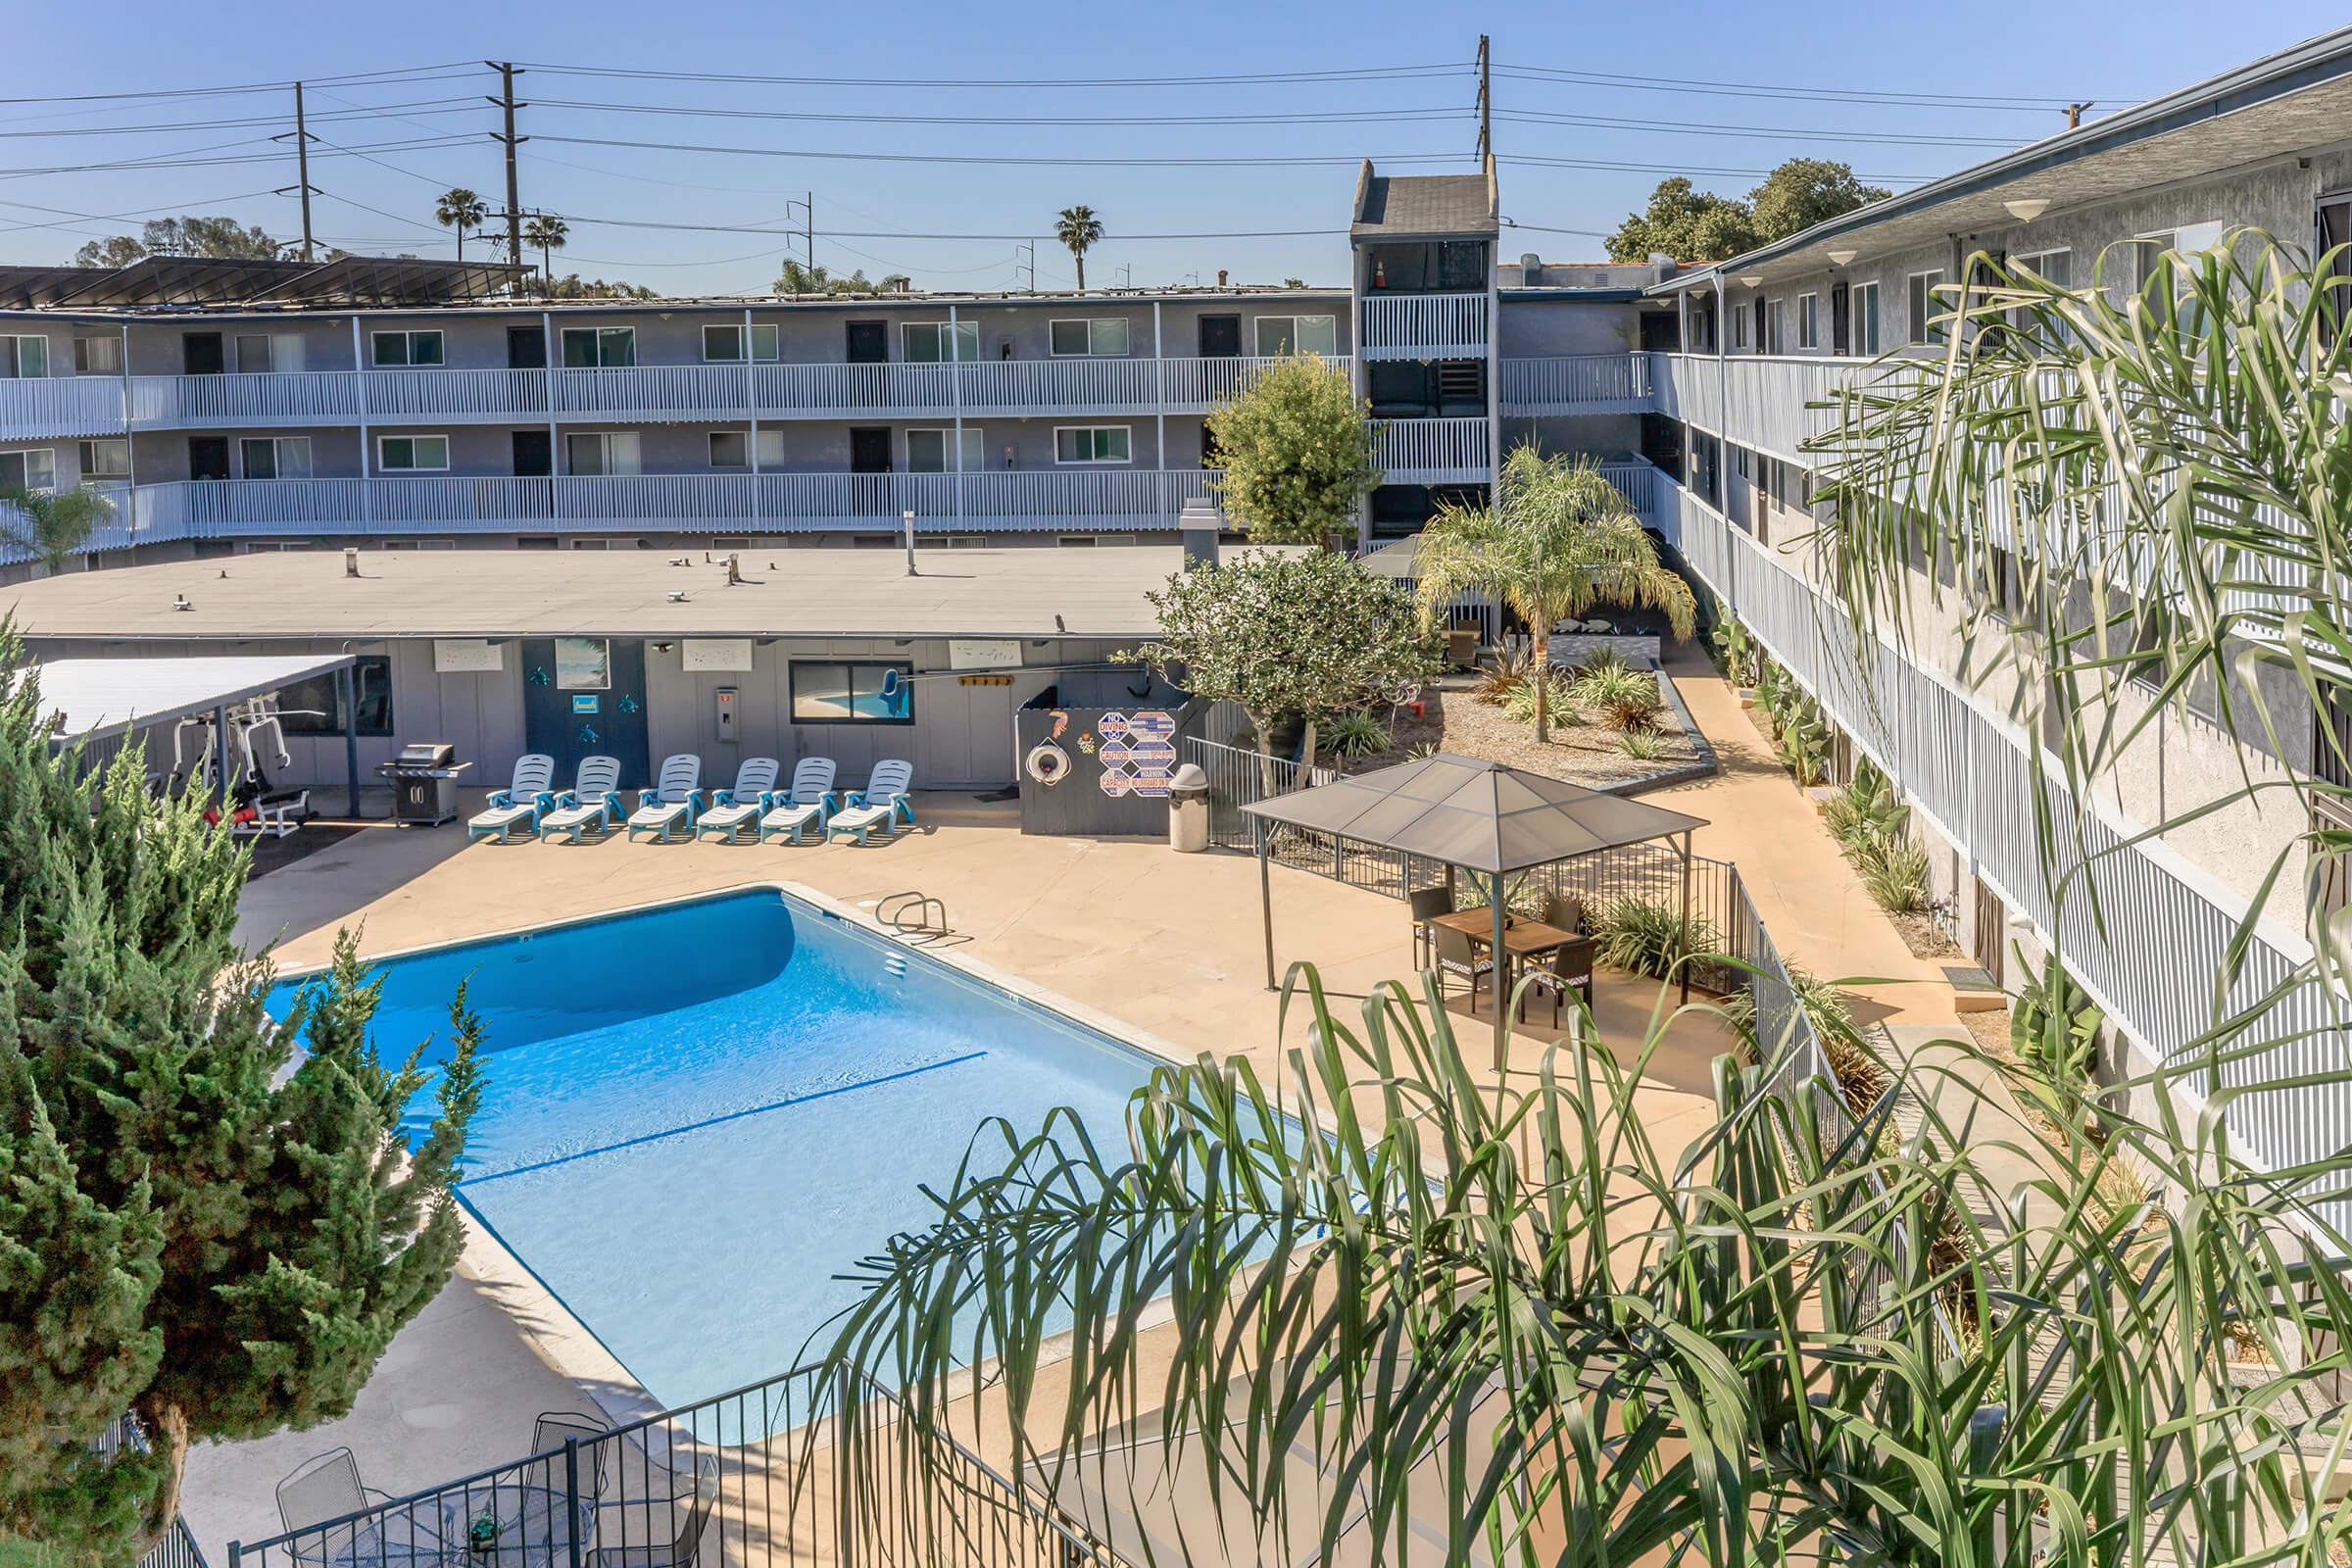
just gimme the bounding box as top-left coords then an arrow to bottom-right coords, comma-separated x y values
1097,710 -> 1178,797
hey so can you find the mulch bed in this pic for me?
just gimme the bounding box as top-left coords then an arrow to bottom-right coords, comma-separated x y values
1334,674 -> 1700,788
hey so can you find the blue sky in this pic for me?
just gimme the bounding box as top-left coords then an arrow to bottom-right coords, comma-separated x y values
3,0 -> 2345,295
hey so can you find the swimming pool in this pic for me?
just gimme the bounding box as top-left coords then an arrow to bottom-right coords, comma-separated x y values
267,888 -> 1174,1410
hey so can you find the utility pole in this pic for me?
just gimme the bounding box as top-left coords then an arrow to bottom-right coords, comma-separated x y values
487,63 -> 527,269
273,82 -> 319,262
805,192 -> 813,276
1015,241 -> 1036,292
2065,101 -> 2094,129
1475,34 -> 1492,163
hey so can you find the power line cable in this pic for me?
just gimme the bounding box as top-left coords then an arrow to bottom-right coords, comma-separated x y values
0,98 -> 482,140
513,60 -> 1471,89
523,98 -> 1469,128
0,64 -> 484,109
1492,63 -> 2128,110
1496,110 -> 2017,147
532,133 -> 1464,169
1500,152 -> 1929,181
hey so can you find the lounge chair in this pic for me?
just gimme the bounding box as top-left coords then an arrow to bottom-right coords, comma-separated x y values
468,753 -> 558,843
539,756 -> 625,844
827,760 -> 914,846
626,755 -> 705,843
692,757 -> 781,843
757,758 -> 838,846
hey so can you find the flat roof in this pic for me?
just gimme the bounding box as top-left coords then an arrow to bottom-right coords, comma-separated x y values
24,652 -> 357,743
0,547 -> 1247,643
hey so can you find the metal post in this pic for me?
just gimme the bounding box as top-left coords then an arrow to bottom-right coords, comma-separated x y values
902,509 -> 917,575
1257,815 -> 1277,990
542,309 -> 560,537
350,316 -> 372,532
341,663 -> 363,817
947,302 -> 964,522
564,1438 -> 585,1568
1680,829 -> 1694,1004
1152,299 -> 1166,523
1490,869 -> 1509,1072
744,306 -> 762,528
214,703 -> 230,807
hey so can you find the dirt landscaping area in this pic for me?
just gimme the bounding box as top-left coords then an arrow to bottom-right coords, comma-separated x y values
1333,670 -> 1703,789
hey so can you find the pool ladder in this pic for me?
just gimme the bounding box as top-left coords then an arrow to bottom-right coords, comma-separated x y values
877,890 -> 954,946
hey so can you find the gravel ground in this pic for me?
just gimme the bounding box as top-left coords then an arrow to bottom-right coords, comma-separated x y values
1332,673 -> 1701,788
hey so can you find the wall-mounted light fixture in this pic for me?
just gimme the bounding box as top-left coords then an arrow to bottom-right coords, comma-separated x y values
1737,273 -> 1764,288
2003,198 -> 2051,222
1826,249 -> 1857,267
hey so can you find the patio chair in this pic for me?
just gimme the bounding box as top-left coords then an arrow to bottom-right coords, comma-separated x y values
539,756 -> 626,844
758,757 -> 839,846
1430,924 -> 1494,1014
1407,887 -> 1452,969
592,1453 -> 719,1567
530,1407 -> 615,1498
1529,937 -> 1597,1024
827,760 -> 915,846
626,755 -> 705,843
1543,894 -> 1586,935
469,753 -> 559,843
691,757 -> 782,843
276,1446 -> 390,1540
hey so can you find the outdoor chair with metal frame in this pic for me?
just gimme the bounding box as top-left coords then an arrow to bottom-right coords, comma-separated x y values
1407,887 -> 1452,969
1543,894 -> 1587,935
532,1408 -> 615,1499
1528,936 -> 1598,1024
591,1452 -> 719,1567
1430,923 -> 1494,1013
275,1446 -> 392,1552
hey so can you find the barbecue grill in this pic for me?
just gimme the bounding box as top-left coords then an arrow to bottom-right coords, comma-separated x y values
377,742 -> 470,826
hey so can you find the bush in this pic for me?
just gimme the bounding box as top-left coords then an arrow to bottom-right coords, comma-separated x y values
1592,895 -> 1719,981
1571,662 -> 1664,731
1502,672 -> 1576,728
1475,653 -> 1533,706
1617,728 -> 1665,761
2013,945 -> 2104,1132
1325,710 -> 1392,759
1861,839 -> 1932,911
1825,760 -> 1906,854
1775,695 -> 1831,784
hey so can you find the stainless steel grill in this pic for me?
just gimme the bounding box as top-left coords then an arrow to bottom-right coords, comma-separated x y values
376,742 -> 469,826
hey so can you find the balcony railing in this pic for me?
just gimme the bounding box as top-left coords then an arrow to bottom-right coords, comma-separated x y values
1498,354 -> 1653,414
1648,351 -> 1927,465
0,373 -> 129,438
1358,292 -> 1489,360
1373,416 -> 1491,481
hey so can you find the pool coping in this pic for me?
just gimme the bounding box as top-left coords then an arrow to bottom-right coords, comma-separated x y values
295,878 -> 1200,1431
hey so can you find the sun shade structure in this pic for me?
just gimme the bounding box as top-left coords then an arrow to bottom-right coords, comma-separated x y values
1242,753 -> 1707,1066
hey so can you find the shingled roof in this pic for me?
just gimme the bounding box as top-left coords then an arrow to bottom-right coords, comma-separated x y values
1350,159 -> 1498,238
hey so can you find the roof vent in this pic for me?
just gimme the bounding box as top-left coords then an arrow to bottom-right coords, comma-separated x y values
1520,252 -> 1543,283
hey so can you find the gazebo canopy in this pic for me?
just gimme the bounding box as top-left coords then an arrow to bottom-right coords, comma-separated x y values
1241,753 -> 1706,875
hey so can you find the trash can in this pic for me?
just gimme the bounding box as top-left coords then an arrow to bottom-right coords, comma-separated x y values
1167,762 -> 1209,853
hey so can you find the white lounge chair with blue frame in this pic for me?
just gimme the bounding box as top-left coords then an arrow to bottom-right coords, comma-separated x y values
757,758 -> 839,846
627,754 -> 705,842
692,756 -> 782,843
827,760 -> 915,846
538,756 -> 625,844
467,753 -> 558,843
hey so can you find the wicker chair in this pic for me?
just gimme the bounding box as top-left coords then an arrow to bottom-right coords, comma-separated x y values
1407,887 -> 1453,968
1431,923 -> 1494,1013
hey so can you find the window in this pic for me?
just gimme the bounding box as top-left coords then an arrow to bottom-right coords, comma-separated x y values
1765,300 -> 1785,355
1732,306 -> 1748,350
2320,195 -> 2352,350
76,439 -> 129,478
0,336 -> 49,378
1054,425 -> 1131,465
1906,270 -> 1945,345
906,428 -> 986,473
791,661 -> 913,724
377,435 -> 450,472
1253,316 -> 1338,357
236,332 -> 306,373
1796,293 -> 1819,350
560,326 -> 637,368
565,431 -> 641,475
279,655 -> 394,737
73,335 -> 120,375
1851,281 -> 1881,356
1734,446 -> 1750,479
370,329 -> 444,368
901,321 -> 978,363
702,323 -> 780,362
240,436 -> 313,480
1049,318 -> 1132,357
0,450 -> 56,491
709,430 -> 785,469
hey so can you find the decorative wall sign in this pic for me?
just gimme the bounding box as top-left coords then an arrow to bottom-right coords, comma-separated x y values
949,639 -> 1023,671
682,638 -> 755,672
1096,710 -> 1179,797
554,637 -> 611,691
432,639 -> 504,673
571,695 -> 600,714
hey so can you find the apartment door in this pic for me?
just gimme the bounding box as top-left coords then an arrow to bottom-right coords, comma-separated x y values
507,325 -> 547,369
1198,315 -> 1241,357
1830,282 -> 1852,355
850,427 -> 893,473
511,431 -> 553,476
519,637 -> 652,789
182,332 -> 224,375
845,321 -> 888,364
187,436 -> 230,481
1750,298 -> 1767,355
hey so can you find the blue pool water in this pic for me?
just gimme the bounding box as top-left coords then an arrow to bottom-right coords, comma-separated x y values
266,889 -> 1170,1409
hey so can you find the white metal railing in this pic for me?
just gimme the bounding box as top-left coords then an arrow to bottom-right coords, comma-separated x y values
1373,416 -> 1491,479
1596,460 -> 1659,521
1498,354 -> 1654,413
556,364 -> 753,420
1158,355 -> 1345,411
368,368 -> 550,421
1649,352 -> 1925,466
1359,292 -> 1489,360
0,373 -> 125,438
753,362 -> 955,416
130,370 -> 361,427
956,357 -> 1158,413
1665,473 -> 2349,1225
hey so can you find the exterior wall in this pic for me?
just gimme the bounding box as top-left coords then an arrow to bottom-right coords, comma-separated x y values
1495,298 -> 1640,358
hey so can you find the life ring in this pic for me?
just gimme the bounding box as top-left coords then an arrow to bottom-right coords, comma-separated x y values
1026,740 -> 1071,785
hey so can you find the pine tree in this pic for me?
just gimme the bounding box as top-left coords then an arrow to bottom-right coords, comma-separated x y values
0,630 -> 482,1556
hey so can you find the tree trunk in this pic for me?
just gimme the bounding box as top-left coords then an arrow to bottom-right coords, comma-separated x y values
133,1398 -> 190,1558
1075,254 -> 1087,292
1250,710 -> 1278,797
1299,717 -> 1320,780
1533,625 -> 1551,745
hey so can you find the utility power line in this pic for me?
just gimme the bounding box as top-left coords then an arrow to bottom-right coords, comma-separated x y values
1493,63 -> 2127,112
523,99 -> 1471,128
513,61 -> 1473,89
0,65 -> 485,109
1497,110 -> 2018,148
531,134 -> 1467,170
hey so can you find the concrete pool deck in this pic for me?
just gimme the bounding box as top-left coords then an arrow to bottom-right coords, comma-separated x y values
184,654 -> 1973,1554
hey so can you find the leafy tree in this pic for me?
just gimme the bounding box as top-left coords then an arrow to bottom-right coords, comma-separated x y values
1201,355 -> 1380,549
770,260 -> 878,295
0,635 -> 481,1559
1604,160 -> 1888,263
1120,550 -> 1437,786
1282,276 -> 1307,289
1410,447 -> 1694,742
545,272 -> 659,301
71,217 -> 281,269
1054,205 -> 1102,292
521,214 -> 568,281
0,486 -> 114,577
433,187 -> 489,261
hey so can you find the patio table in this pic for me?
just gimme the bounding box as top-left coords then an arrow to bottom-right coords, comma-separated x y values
313,1485 -> 594,1568
1427,909 -> 1580,1017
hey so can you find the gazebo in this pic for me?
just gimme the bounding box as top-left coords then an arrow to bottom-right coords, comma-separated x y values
1241,753 -> 1709,1067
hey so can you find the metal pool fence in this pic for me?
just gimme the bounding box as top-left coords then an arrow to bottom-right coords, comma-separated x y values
228,1364 -> 1106,1568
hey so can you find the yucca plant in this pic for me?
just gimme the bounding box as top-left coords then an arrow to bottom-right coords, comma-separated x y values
2010,943 -> 2104,1133
1710,602 -> 1760,687
1589,892 -> 1716,980
806,960 -> 2352,1568
1616,727 -> 1664,761
1860,836 -> 1932,911
1323,709 -> 1392,760
1775,693 -> 1832,785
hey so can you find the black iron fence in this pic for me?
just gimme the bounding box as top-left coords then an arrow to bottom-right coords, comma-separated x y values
228,1364 -> 1105,1568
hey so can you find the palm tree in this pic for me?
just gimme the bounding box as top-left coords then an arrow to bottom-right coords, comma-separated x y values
434,187 -> 488,261
1,484 -> 113,576
1411,445 -> 1695,741
1054,205 -> 1102,292
521,215 -> 568,284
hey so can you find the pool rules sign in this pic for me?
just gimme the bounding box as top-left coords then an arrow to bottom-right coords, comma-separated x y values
1096,710 -> 1178,797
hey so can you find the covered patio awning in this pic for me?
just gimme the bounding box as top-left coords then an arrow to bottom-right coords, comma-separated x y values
26,653 -> 364,811
1242,754 -> 1708,1065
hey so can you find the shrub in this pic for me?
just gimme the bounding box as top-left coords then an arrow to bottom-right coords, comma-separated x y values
1861,839 -> 1932,911
1720,962 -> 1884,1109
1775,695 -> 1831,785
1592,895 -> 1719,981
2013,945 -> 2104,1132
1475,653 -> 1533,706
1503,672 -> 1575,728
1825,760 -> 1906,854
1325,710 -> 1392,759
1617,728 -> 1665,761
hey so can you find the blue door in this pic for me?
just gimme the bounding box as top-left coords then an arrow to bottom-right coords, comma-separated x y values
520,637 -> 652,790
